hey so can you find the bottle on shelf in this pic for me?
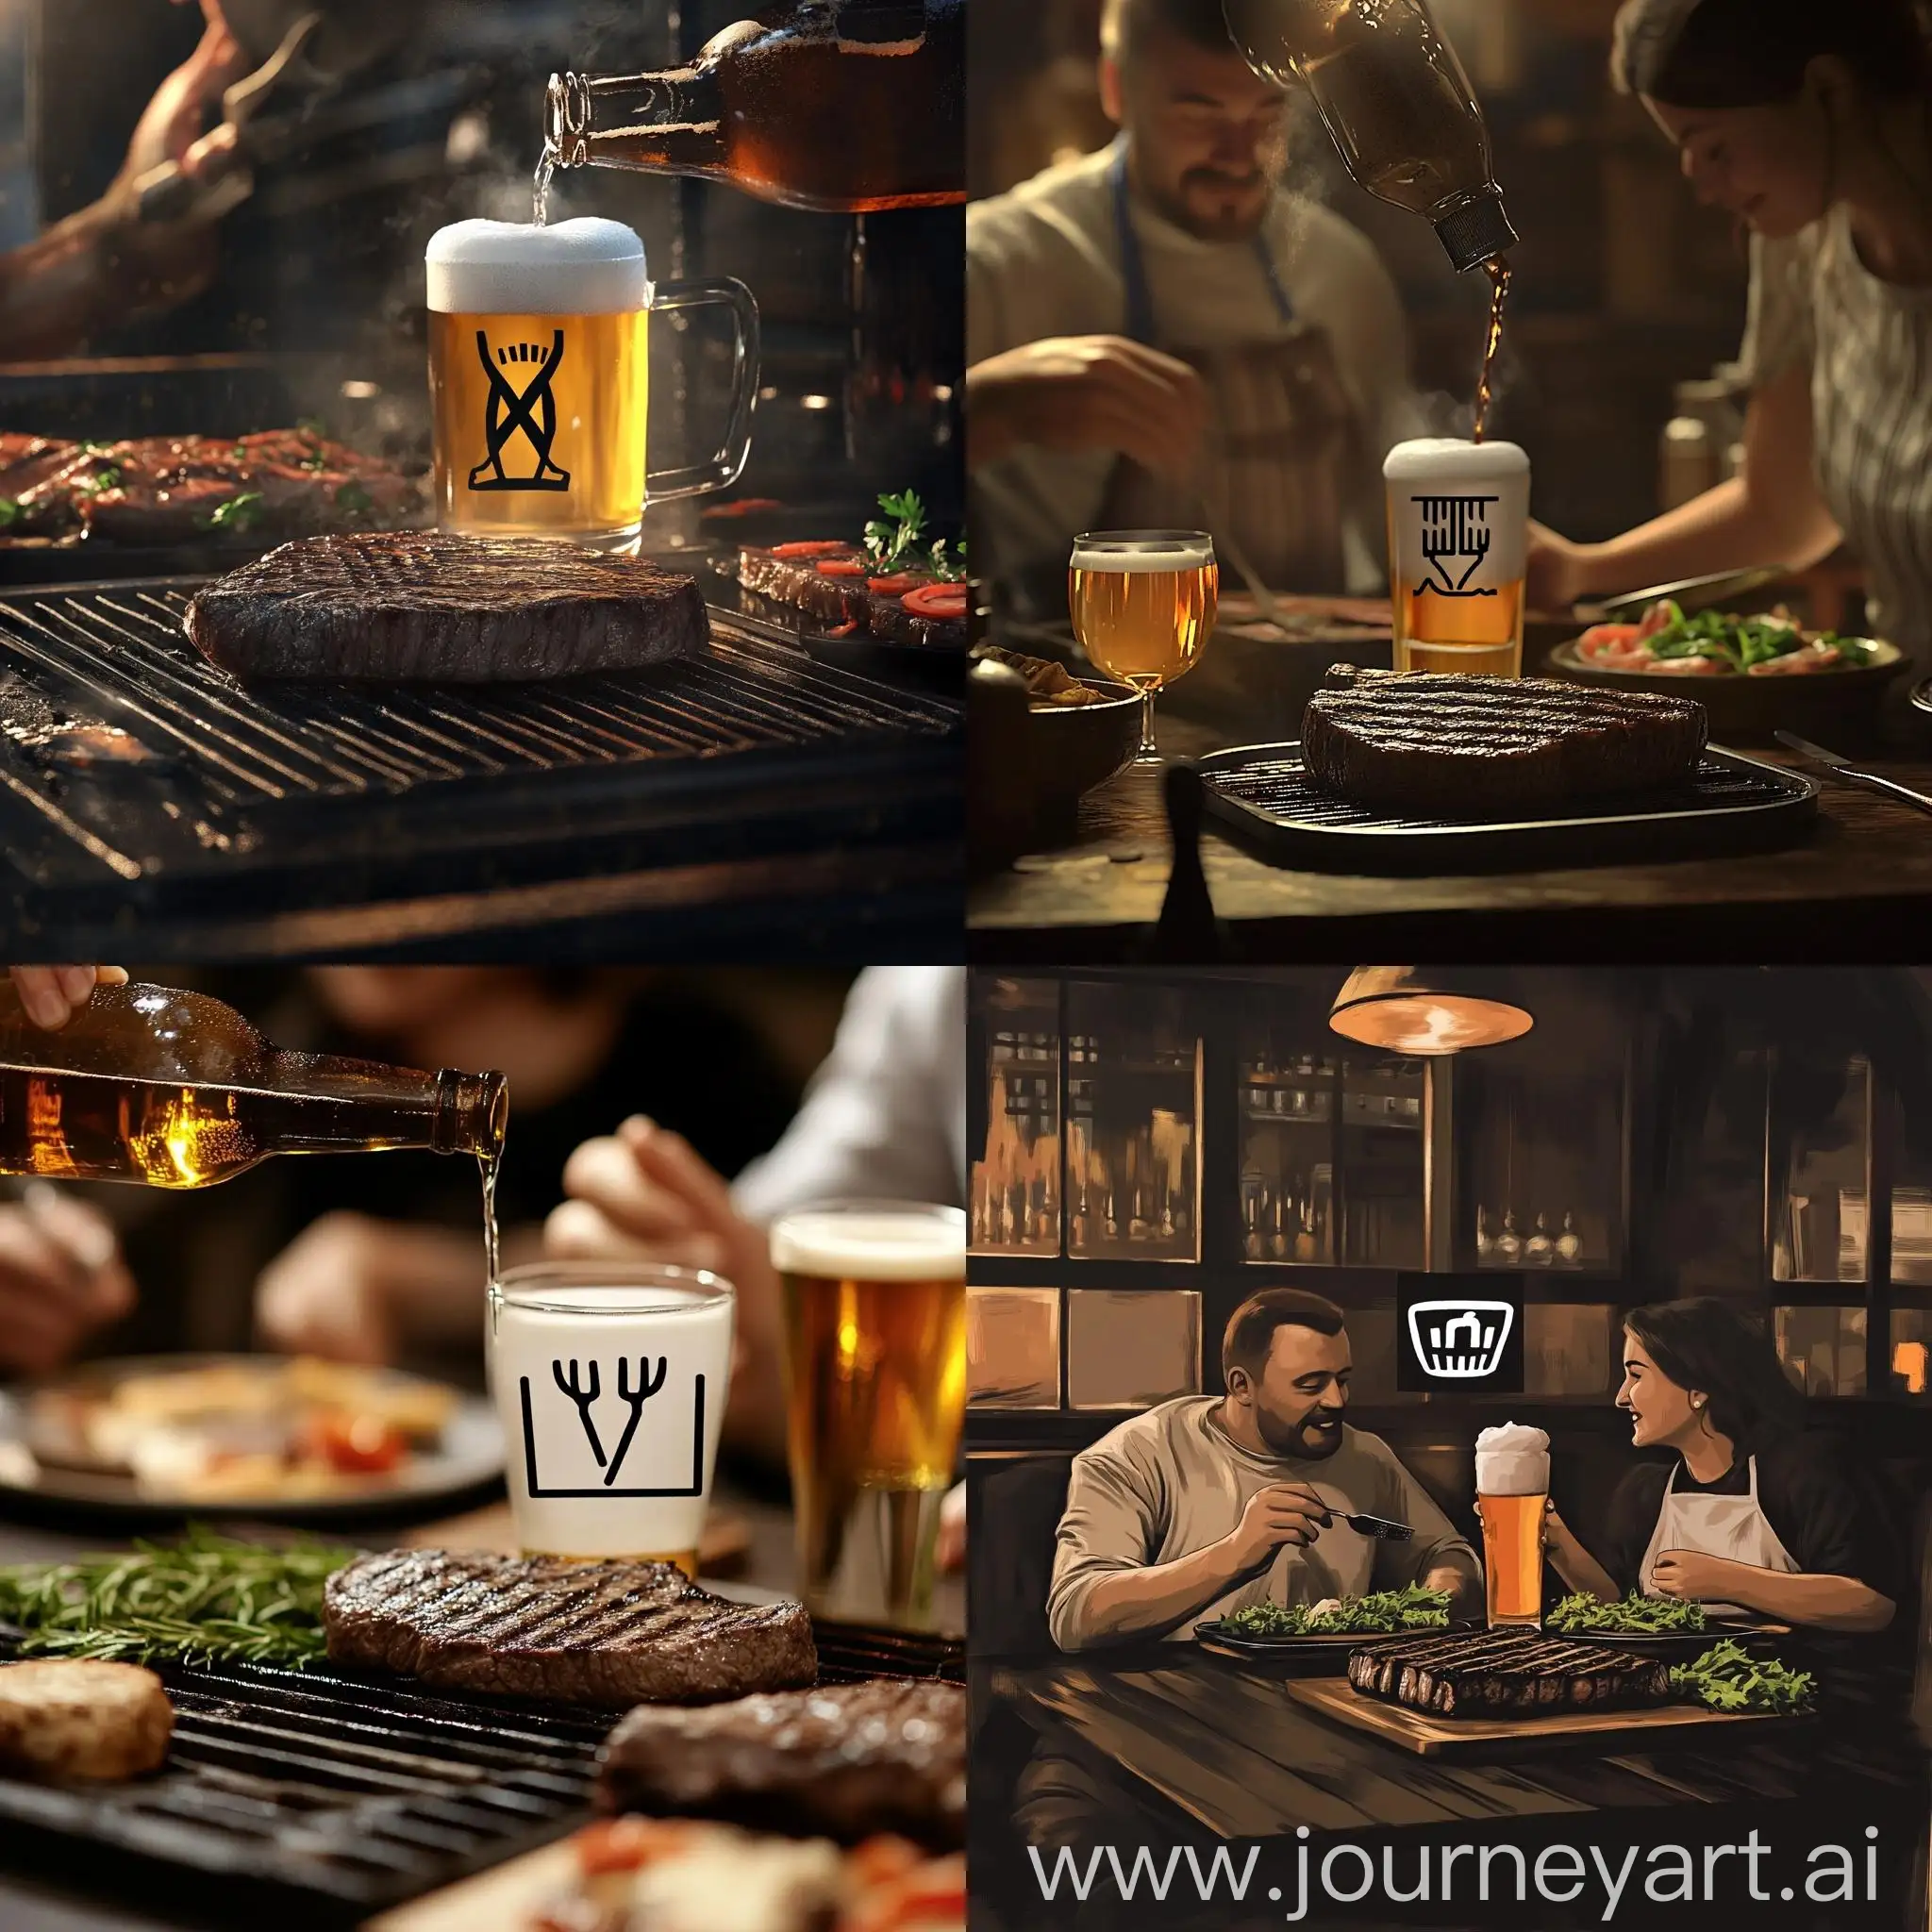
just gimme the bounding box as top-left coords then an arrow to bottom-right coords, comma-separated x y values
0,981 -> 504,1188
543,0 -> 964,214
1556,1211 -> 1584,1267
1525,1213 -> 1554,1267
1496,1209 -> 1523,1266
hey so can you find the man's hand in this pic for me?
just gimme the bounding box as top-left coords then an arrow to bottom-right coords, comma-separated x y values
1652,1549 -> 1754,1604
1225,1483 -> 1332,1571
115,6 -> 248,192
8,968 -> 127,1031
967,336 -> 1208,476
256,1212 -> 401,1366
546,1119 -> 785,1464
1525,519 -> 1591,613
0,1186 -> 135,1377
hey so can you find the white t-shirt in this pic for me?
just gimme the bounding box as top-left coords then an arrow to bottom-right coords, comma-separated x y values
1741,212 -> 1932,661
968,143 -> 1424,590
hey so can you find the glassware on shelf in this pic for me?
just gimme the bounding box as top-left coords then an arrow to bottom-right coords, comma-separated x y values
1524,1213 -> 1554,1267
1556,1210 -> 1583,1267
1475,1206 -> 1495,1264
1495,1209 -> 1523,1266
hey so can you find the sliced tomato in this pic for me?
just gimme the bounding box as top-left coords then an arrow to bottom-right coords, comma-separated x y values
301,1410 -> 405,1474
1636,600 -> 1676,640
826,620 -> 859,637
1576,624 -> 1641,661
868,574 -> 924,596
902,582 -> 967,619
771,540 -> 849,558
815,557 -> 867,576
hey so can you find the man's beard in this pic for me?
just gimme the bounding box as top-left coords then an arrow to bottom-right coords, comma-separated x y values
1144,165 -> 1270,242
1257,1407 -> 1344,1459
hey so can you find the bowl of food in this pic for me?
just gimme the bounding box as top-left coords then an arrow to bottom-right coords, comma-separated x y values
1547,599 -> 1905,741
972,642 -> 1141,808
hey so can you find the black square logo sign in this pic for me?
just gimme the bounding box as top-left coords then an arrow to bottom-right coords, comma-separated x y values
1397,1275 -> 1524,1393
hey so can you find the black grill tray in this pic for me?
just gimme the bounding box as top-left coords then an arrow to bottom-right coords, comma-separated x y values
0,1621 -> 961,1927
1197,741 -> 1818,874
0,576 -> 960,923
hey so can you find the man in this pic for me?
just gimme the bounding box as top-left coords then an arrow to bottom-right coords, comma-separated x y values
1049,1287 -> 1480,1649
968,0 -> 1422,609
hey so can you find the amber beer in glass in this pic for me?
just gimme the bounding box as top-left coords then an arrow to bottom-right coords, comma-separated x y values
773,1201 -> 966,1627
425,218 -> 757,551
1069,530 -> 1219,762
1475,1422 -> 1550,1629
1385,439 -> 1529,676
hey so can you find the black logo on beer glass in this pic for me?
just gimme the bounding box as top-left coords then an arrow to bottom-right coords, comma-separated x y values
519,1356 -> 707,1497
470,329 -> 572,492
1413,492 -> 1499,596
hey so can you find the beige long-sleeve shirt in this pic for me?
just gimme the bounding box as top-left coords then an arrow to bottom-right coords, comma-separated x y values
1048,1397 -> 1476,1651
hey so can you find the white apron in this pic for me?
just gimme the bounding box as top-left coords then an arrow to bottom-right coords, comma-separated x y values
1639,1455 -> 1799,1615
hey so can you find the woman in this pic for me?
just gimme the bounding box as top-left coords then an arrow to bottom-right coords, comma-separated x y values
1544,1298 -> 1897,1632
1528,0 -> 1932,665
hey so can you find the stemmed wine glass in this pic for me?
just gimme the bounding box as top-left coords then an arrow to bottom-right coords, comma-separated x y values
1068,530 -> 1219,762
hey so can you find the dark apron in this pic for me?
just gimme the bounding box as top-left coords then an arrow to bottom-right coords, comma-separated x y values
1100,143 -> 1356,592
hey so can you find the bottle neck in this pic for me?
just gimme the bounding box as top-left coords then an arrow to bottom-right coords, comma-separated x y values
547,67 -> 725,174
252,1058 -> 507,1161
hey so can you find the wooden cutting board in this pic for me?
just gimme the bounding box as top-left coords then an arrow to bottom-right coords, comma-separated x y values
1288,1676 -> 1795,1759
363,1835 -> 579,1931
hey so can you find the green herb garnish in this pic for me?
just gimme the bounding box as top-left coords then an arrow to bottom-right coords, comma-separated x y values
297,417 -> 327,439
335,481 -> 373,514
0,499 -> 18,530
864,489 -> 963,578
1222,1584 -> 1452,1639
0,1527 -> 351,1670
205,491 -> 264,533
1548,1591 -> 1707,1634
77,440 -> 115,457
1669,1639 -> 1814,1714
73,467 -> 122,495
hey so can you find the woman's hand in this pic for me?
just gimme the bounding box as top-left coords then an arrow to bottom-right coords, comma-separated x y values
1525,521 -> 1592,613
8,968 -> 127,1030
255,1213 -> 401,1366
1651,1549 -> 1756,1604
0,1187 -> 136,1376
1541,1500 -> 1622,1602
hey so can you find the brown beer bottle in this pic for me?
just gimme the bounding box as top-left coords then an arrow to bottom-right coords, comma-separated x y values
0,981 -> 506,1189
545,0 -> 964,214
1219,0 -> 1516,271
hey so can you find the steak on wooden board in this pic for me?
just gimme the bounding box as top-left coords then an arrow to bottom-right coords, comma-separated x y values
1302,664 -> 1707,814
598,1679 -> 966,1848
323,1550 -> 818,1705
1347,1630 -> 1672,1718
185,531 -> 709,682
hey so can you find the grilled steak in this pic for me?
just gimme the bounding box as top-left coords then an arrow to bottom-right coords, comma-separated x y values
324,1550 -> 818,1705
598,1679 -> 966,1848
1303,664 -> 1707,813
1348,1630 -> 1672,1719
186,531 -> 709,682
739,542 -> 872,626
866,575 -> 967,650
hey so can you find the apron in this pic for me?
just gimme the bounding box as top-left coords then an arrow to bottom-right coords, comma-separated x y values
1639,1455 -> 1800,1614
1100,143 -> 1356,593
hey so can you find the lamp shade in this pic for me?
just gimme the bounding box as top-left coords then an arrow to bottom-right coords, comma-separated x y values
1328,968 -> 1533,1055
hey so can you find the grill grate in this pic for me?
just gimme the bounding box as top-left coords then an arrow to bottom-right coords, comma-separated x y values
0,582 -> 955,808
0,1624 -> 961,1922
1198,742 -> 1818,874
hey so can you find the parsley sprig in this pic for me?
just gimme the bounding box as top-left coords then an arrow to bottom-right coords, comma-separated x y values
205,491 -> 264,533
863,489 -> 964,580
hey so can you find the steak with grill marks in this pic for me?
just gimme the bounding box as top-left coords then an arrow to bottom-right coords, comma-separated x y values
323,1551 -> 818,1705
598,1679 -> 966,1847
1347,1630 -> 1672,1718
1302,664 -> 1707,814
184,531 -> 708,682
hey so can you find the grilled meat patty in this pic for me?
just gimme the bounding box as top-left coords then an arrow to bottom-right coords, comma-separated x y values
185,531 -> 709,682
739,543 -> 872,626
1302,664 -> 1707,813
0,1660 -> 174,1781
1347,1630 -> 1672,1719
324,1550 -> 818,1706
598,1679 -> 966,1847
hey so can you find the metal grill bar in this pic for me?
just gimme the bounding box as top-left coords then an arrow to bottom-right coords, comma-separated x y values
0,579 -> 956,810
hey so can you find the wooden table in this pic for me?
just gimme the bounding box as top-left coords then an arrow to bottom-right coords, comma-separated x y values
970,715 -> 1932,958
0,1488 -> 965,1932
976,1649 -> 1929,1930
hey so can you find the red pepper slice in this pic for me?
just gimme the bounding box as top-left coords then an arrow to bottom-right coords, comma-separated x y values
868,574 -> 923,596
770,540 -> 850,558
902,582 -> 967,619
826,620 -> 859,637
815,557 -> 866,576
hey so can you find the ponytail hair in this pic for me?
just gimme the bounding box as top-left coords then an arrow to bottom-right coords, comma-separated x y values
1612,0 -> 1932,108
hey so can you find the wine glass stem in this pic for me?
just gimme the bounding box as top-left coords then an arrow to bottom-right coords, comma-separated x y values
1138,688 -> 1158,759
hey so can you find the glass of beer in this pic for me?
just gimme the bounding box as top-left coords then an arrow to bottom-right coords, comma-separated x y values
425,217 -> 758,552
772,1200 -> 967,1628
1385,439 -> 1529,676
1474,1421 -> 1550,1629
487,1261 -> 734,1572
1069,530 -> 1219,762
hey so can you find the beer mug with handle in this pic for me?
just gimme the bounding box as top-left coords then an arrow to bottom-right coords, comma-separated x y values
425,218 -> 758,552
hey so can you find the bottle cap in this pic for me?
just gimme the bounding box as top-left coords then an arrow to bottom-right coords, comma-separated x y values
1433,187 -> 1519,275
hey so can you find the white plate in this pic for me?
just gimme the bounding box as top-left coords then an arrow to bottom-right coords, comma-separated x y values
0,1355 -> 503,1521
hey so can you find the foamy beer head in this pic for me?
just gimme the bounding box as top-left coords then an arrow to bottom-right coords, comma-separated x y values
425,218 -> 653,546
1475,1420 -> 1551,1496
770,1203 -> 967,1284
425,216 -> 652,316
1384,438 -> 1530,590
